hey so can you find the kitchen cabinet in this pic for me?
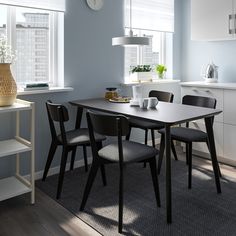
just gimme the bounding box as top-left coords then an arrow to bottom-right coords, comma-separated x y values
191,0 -> 236,41
224,89 -> 236,125
224,124 -> 236,161
181,82 -> 236,166
0,99 -> 35,204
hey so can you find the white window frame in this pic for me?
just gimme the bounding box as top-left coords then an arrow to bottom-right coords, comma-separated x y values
124,29 -> 170,82
3,5 -> 64,87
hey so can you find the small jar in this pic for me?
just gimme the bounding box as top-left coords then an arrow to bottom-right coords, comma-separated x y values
105,87 -> 118,100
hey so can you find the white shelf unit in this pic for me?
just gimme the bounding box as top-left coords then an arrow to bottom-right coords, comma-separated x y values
0,99 -> 35,204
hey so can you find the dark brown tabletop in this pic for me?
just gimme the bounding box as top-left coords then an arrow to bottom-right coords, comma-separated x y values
70,98 -> 222,125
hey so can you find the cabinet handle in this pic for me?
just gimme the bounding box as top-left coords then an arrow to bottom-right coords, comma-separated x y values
192,88 -> 198,92
229,14 -> 236,34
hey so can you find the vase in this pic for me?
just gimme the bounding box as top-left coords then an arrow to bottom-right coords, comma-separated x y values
158,73 -> 165,79
0,63 -> 17,106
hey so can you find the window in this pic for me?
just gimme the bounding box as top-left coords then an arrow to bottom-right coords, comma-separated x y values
0,0 -> 65,87
124,0 -> 174,82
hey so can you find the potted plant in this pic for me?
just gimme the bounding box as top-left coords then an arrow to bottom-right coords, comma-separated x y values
0,35 -> 17,106
130,65 -> 153,82
155,64 -> 167,79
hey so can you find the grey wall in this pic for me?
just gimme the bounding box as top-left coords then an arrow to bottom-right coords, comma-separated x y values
181,0 -> 236,82
0,0 -> 183,178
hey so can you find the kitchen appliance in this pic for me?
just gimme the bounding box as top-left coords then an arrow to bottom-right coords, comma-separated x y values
130,85 -> 142,106
202,62 -> 218,83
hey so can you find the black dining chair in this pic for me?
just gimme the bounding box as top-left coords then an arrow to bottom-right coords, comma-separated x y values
158,95 -> 222,189
42,101 -> 106,199
80,111 -> 161,234
126,90 -> 178,167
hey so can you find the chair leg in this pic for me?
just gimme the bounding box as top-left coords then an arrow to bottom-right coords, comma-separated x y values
151,129 -> 155,148
100,164 -> 107,186
118,166 -> 124,234
157,134 -> 165,175
80,159 -> 100,211
171,140 -> 178,161
186,143 -> 189,165
206,140 -> 222,178
70,147 -> 77,171
143,129 -> 148,168
126,126 -> 131,140
83,145 -> 88,172
144,129 -> 148,145
57,147 -> 69,199
149,157 -> 161,207
42,142 -> 57,181
188,143 -> 192,189
97,142 -> 107,186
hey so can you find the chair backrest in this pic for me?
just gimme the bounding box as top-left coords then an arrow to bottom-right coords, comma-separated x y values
149,90 -> 174,103
182,95 -> 217,127
87,111 -> 130,137
182,95 -> 216,109
87,111 -> 129,163
46,100 -> 69,122
46,100 -> 69,143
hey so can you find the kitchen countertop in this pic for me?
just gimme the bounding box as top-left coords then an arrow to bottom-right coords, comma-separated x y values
181,81 -> 236,90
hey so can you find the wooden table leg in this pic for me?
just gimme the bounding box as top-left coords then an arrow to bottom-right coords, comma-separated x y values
205,117 -> 221,193
165,124 -> 172,223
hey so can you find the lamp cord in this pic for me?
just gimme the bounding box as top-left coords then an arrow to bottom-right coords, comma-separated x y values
129,0 -> 133,36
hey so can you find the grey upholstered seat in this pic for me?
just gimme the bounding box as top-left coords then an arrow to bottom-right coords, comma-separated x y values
58,128 -> 105,145
81,111 -> 160,233
98,140 -> 159,163
129,118 -> 164,129
158,127 -> 207,142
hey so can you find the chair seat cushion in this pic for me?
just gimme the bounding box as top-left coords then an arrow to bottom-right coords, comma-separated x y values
98,141 -> 158,163
58,128 -> 105,145
158,127 -> 208,142
129,118 -> 164,130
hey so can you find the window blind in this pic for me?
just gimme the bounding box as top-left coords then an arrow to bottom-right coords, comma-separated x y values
0,0 -> 65,12
125,0 -> 174,33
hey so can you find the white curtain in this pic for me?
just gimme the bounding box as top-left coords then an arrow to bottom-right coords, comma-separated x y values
125,0 -> 174,33
0,0 -> 65,12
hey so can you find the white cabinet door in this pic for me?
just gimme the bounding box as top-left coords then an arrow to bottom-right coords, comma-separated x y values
181,86 -> 223,122
224,124 -> 236,161
191,0 -> 234,41
224,89 -> 236,125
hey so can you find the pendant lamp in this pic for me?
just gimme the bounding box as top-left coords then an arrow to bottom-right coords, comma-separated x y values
112,0 -> 150,46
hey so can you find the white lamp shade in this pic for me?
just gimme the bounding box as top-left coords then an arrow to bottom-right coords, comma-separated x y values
112,36 -> 150,46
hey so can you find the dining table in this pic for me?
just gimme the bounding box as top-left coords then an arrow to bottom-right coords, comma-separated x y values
70,98 -> 222,224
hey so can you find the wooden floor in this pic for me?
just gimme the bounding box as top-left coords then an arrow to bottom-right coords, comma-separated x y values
0,152 -> 236,236
0,189 -> 101,236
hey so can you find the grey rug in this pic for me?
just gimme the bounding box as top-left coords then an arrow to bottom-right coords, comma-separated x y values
37,156 -> 236,236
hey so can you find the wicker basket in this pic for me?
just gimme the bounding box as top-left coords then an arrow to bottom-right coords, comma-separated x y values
0,63 -> 17,106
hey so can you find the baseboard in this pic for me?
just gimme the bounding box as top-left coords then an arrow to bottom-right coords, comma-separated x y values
24,157 -> 93,181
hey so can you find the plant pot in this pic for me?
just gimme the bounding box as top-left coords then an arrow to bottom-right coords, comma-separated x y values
0,63 -> 17,106
130,72 -> 153,82
157,73 -> 166,79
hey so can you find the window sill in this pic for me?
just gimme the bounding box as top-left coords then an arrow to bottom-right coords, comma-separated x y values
17,87 -> 74,95
121,79 -> 180,86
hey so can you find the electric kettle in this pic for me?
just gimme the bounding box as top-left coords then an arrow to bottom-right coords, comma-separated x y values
202,62 -> 218,83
